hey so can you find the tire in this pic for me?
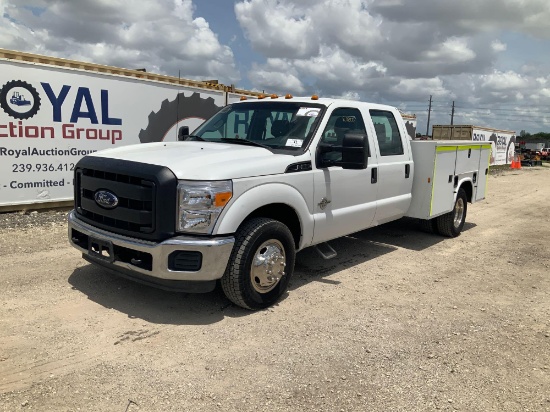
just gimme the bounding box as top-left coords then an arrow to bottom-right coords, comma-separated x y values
436,188 -> 467,237
419,218 -> 439,234
221,218 -> 296,310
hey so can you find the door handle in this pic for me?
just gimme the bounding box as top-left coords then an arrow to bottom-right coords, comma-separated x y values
371,167 -> 378,184
405,164 -> 410,178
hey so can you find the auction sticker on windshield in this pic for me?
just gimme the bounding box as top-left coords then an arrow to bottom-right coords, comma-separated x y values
285,139 -> 303,148
296,107 -> 320,117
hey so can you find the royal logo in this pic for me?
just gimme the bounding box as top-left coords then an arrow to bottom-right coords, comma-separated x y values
0,80 -> 41,120
94,190 -> 119,209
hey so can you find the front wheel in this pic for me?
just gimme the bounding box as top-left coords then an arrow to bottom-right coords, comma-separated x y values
221,218 -> 296,310
436,188 -> 467,237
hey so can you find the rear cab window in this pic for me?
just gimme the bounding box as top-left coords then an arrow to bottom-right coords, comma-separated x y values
370,110 -> 404,157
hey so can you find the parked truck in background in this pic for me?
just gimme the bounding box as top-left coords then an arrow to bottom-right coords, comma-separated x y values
520,142 -> 550,159
523,142 -> 546,153
68,96 -> 491,310
432,124 -> 515,166
521,142 -> 549,162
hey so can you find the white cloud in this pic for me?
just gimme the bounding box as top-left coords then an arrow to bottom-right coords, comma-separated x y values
481,70 -> 529,91
0,0 -> 240,83
235,0 -> 550,132
423,38 -> 476,63
248,60 -> 306,94
390,78 -> 451,99
339,91 -> 361,100
235,0 -> 318,58
371,0 -> 550,39
235,0 -> 505,93
293,47 -> 387,85
491,40 -> 507,52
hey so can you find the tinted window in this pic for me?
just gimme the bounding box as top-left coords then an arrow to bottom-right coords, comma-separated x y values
193,102 -> 324,150
319,108 -> 368,163
370,110 -> 404,156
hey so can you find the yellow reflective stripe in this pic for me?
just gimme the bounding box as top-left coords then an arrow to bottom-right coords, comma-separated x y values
436,144 -> 491,152
485,150 -> 491,197
430,153 -> 436,216
436,146 -> 457,152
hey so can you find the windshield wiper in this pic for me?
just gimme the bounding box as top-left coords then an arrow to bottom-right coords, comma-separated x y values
220,137 -> 271,149
185,135 -> 206,141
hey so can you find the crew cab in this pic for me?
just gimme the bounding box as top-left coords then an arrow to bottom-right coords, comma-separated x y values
68,96 -> 491,310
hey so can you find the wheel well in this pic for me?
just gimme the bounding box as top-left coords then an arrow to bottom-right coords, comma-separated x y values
460,181 -> 473,202
246,204 -> 301,248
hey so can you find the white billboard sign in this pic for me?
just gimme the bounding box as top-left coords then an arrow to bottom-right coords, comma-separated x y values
472,128 -> 516,166
0,60 -> 227,207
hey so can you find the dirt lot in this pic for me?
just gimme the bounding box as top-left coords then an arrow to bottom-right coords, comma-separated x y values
1,166 -> 549,412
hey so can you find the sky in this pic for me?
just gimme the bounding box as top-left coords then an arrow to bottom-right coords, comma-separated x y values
1,0 -> 550,134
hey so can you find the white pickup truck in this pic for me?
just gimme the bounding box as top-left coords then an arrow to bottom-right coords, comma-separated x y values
68,96 -> 491,310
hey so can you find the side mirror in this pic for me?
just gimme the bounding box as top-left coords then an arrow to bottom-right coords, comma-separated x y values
177,126 -> 190,141
317,133 -> 369,170
340,133 -> 369,169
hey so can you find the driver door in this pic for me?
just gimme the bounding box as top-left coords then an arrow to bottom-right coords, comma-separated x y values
312,107 -> 378,244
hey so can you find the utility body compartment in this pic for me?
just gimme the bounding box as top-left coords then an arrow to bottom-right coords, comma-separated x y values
405,140 -> 491,220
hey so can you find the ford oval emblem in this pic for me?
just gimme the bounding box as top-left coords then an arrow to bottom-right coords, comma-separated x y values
94,190 -> 119,209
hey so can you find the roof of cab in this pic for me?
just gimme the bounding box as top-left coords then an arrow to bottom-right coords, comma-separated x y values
232,96 -> 398,112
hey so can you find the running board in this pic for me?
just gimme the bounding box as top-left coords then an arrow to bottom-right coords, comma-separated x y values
314,242 -> 337,260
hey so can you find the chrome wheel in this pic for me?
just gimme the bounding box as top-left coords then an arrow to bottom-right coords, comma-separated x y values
453,197 -> 465,229
221,218 -> 296,310
250,239 -> 286,293
436,188 -> 467,238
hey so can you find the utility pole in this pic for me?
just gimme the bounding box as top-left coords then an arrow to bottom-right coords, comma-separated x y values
426,95 -> 432,136
451,101 -> 455,125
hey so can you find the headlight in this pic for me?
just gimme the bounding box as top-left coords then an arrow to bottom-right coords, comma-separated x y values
176,180 -> 232,234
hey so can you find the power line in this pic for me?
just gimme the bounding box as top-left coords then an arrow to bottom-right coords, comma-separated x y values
451,101 -> 455,125
418,107 -> 549,119
455,112 -> 550,120
397,102 -> 550,112
426,95 -> 432,135
455,106 -> 550,114
453,100 -> 550,109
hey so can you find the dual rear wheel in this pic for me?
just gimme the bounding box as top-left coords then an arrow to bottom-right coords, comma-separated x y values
420,188 -> 467,237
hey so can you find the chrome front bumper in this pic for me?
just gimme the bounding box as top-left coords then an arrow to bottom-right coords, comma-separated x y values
67,211 -> 235,290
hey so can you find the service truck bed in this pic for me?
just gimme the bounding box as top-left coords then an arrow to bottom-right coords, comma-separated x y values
405,140 -> 491,220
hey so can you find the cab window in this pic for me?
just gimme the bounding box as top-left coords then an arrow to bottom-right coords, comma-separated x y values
370,110 -> 404,156
319,108 -> 368,162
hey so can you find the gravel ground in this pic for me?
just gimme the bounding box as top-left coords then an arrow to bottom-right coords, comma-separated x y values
1,166 -> 549,412
0,208 -> 70,231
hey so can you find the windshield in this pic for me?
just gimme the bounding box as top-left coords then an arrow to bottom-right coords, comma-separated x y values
192,101 -> 326,151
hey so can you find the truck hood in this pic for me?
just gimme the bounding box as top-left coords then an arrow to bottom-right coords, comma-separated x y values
90,141 -> 300,180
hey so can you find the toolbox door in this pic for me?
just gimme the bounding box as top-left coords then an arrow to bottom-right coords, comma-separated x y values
430,146 -> 457,217
475,145 -> 491,201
